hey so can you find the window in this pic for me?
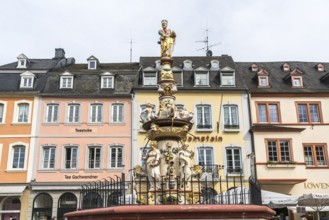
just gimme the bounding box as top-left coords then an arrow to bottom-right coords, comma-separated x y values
317,64 -> 325,72
12,145 -> 25,169
101,75 -> 114,89
90,103 -> 103,123
196,105 -> 212,130
111,103 -> 124,123
0,103 -> 4,123
143,72 -> 157,86
292,76 -> 303,87
60,72 -> 74,89
283,63 -> 290,71
221,72 -> 235,86
303,144 -> 328,167
17,54 -> 28,68
297,102 -> 321,123
64,146 -> 78,169
257,102 -> 280,123
258,76 -> 269,87
46,104 -> 59,123
210,60 -> 220,70
251,64 -> 258,72
198,147 -> 213,167
42,146 -> 56,169
226,148 -> 242,174
89,60 -> 96,69
17,103 -> 29,123
110,146 -> 123,168
194,72 -> 209,86
20,72 -> 35,88
67,104 -> 80,123
223,105 -> 239,130
266,139 -> 292,162
183,60 -> 193,70
88,146 -> 101,169
173,71 -> 183,86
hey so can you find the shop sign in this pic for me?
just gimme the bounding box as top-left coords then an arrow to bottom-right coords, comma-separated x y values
75,128 -> 92,132
304,182 -> 329,189
187,136 -> 222,142
65,174 -> 98,179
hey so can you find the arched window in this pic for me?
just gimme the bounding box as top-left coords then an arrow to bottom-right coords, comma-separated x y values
2,197 -> 21,220
57,193 -> 77,220
32,193 -> 52,220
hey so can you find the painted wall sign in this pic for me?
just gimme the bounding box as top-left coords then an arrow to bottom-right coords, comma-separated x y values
304,182 -> 329,189
187,136 -> 222,142
75,128 -> 92,132
65,175 -> 98,179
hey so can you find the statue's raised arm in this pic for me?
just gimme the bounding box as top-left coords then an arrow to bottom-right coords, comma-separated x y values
158,20 -> 176,58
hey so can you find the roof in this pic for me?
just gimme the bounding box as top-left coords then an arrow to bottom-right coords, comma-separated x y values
236,61 -> 329,93
136,56 -> 247,91
0,59 -> 62,70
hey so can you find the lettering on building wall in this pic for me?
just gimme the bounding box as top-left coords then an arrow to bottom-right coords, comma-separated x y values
75,128 -> 92,132
65,175 -> 98,179
186,136 -> 222,142
304,182 -> 329,189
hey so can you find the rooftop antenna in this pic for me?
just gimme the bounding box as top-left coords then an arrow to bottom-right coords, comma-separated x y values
128,38 -> 136,63
196,28 -> 221,57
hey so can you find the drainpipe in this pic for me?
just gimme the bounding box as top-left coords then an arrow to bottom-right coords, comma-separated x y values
130,92 -> 135,181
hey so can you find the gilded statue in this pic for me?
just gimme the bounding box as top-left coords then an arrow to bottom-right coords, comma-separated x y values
158,20 -> 176,58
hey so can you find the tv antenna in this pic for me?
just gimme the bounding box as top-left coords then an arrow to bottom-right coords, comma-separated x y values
196,29 -> 221,57
128,38 -> 136,62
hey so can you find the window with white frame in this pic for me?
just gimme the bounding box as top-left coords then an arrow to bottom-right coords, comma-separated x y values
196,104 -> 212,130
194,72 -> 209,86
17,59 -> 27,68
101,75 -> 114,89
226,147 -> 242,174
17,103 -> 29,123
64,146 -> 78,169
42,146 -> 56,169
210,60 -> 220,70
198,147 -> 213,168
221,72 -> 235,86
60,72 -> 74,89
20,72 -> 35,88
0,103 -> 5,123
183,60 -> 193,70
292,76 -> 303,87
67,104 -> 80,123
46,103 -> 59,123
109,145 -> 123,168
258,76 -> 269,87
223,105 -> 239,130
90,103 -> 103,123
88,60 -> 97,69
111,103 -> 124,123
88,146 -> 101,169
143,72 -> 157,86
12,145 -> 26,169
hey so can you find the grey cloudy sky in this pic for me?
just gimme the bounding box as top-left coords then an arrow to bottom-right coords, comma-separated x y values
1,0 -> 328,64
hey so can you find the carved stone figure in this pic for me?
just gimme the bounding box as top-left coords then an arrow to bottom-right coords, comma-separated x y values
144,141 -> 161,190
140,103 -> 155,122
179,107 -> 194,121
158,20 -> 176,58
178,142 -> 194,189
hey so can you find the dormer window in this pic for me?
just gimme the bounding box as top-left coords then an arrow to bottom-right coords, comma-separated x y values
20,71 -> 35,89
220,67 -> 235,87
87,55 -> 98,70
283,63 -> 290,71
60,71 -> 73,89
155,60 -> 161,69
256,68 -> 270,88
251,64 -> 258,72
16,53 -> 28,69
172,67 -> 183,86
194,67 -> 209,86
210,60 -> 220,70
317,64 -> 325,72
183,60 -> 193,70
143,67 -> 157,86
292,76 -> 303,87
101,72 -> 114,89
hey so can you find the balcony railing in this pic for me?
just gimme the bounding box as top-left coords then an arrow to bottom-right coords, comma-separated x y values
224,124 -> 240,129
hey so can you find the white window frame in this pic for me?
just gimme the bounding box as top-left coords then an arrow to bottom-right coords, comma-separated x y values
108,145 -> 124,169
251,64 -> 258,72
13,100 -> 32,124
143,71 -> 157,86
87,145 -> 102,169
60,72 -> 74,89
283,64 -> 290,71
292,76 -> 303,87
88,60 -> 97,70
101,73 -> 114,89
0,101 -> 7,124
258,76 -> 269,87
197,146 -> 214,168
183,60 -> 193,70
45,103 -> 59,123
66,103 -> 80,124
210,60 -> 220,70
20,71 -> 35,89
223,105 -> 240,131
63,145 -> 79,170
220,72 -> 235,86
41,145 -> 56,169
225,146 -> 243,176
89,103 -> 103,123
111,103 -> 124,123
194,71 -> 209,86
195,104 -> 212,131
7,142 -> 28,171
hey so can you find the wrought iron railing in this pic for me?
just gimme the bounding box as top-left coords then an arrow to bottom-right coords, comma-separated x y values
79,173 -> 261,209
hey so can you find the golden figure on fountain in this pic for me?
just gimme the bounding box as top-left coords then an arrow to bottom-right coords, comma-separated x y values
158,19 -> 176,58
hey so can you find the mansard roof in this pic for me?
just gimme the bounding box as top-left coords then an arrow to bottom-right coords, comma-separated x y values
42,62 -> 139,97
236,61 -> 329,93
137,56 -> 246,91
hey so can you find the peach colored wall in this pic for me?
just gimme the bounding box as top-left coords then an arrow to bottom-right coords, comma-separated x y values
35,97 -> 132,182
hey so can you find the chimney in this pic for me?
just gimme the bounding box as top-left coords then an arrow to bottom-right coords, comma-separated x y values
54,48 -> 65,59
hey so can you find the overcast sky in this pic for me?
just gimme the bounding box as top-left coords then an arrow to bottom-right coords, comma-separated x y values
1,0 -> 328,64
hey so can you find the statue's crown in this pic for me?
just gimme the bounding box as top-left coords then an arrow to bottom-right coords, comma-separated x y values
161,19 -> 168,24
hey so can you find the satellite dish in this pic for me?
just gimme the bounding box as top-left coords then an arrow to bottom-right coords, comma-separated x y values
206,50 -> 213,57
